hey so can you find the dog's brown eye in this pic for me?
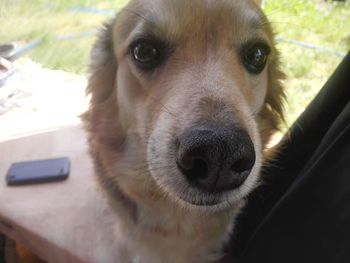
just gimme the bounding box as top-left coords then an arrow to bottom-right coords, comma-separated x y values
242,44 -> 270,74
130,39 -> 163,70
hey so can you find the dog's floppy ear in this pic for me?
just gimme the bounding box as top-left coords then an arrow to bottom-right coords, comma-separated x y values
86,21 -> 116,104
258,39 -> 286,149
82,20 -> 124,147
253,0 -> 263,7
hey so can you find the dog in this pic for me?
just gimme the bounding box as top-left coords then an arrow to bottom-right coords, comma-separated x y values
83,0 -> 285,262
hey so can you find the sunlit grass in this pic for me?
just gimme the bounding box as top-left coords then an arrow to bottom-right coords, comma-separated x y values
264,0 -> 350,127
0,0 -> 128,74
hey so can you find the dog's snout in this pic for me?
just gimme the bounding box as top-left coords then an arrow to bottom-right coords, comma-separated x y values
176,124 -> 255,193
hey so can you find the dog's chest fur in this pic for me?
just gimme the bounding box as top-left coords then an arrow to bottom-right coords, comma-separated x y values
111,198 -> 242,263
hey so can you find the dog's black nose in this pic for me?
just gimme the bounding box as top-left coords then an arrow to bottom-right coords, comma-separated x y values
176,124 -> 255,193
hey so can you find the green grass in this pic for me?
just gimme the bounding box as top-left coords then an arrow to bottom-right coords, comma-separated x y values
264,0 -> 350,127
0,0 -> 128,73
0,0 -> 349,127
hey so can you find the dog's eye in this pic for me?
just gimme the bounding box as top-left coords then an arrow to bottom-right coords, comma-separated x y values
130,39 -> 163,71
242,43 -> 270,74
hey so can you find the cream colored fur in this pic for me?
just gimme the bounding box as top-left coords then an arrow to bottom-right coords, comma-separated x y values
83,0 -> 284,262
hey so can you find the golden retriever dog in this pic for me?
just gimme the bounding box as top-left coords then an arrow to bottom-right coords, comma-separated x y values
83,0 -> 284,262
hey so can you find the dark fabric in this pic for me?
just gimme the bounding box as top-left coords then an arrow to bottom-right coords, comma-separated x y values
0,233 -> 5,263
230,51 -> 350,262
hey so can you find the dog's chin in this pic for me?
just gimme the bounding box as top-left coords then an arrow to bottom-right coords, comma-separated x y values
167,192 -> 247,214
176,188 -> 248,211
177,195 -> 231,211
150,171 -> 250,212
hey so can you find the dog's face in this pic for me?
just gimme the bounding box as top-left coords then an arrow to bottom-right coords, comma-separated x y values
84,0 -> 284,210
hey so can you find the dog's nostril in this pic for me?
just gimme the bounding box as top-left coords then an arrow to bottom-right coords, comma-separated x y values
231,157 -> 254,175
178,157 -> 209,181
227,152 -> 255,189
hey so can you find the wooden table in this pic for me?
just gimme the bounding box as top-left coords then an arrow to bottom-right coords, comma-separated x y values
0,125 -> 123,262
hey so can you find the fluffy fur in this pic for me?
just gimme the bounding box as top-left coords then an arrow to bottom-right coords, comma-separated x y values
82,0 -> 285,262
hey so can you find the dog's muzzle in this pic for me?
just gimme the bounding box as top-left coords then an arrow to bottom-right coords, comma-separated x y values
176,123 -> 255,194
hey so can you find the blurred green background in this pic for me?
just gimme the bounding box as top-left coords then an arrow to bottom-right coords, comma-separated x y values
0,0 -> 349,128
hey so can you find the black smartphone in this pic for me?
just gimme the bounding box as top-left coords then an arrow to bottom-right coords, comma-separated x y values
6,157 -> 70,186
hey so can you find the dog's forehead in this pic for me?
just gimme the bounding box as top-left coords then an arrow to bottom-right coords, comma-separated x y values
118,0 -> 267,44
148,0 -> 263,27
